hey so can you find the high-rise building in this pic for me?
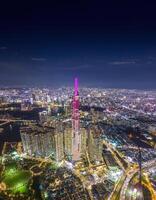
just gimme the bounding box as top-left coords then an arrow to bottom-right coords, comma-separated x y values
87,128 -> 103,164
20,125 -> 56,158
54,129 -> 64,162
64,123 -> 73,160
80,127 -> 88,155
46,94 -> 51,103
39,110 -> 48,123
72,77 -> 81,161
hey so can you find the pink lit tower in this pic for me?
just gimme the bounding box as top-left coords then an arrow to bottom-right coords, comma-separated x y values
72,77 -> 81,161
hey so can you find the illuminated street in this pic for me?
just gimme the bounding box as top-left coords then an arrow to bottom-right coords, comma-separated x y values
1,82 -> 156,199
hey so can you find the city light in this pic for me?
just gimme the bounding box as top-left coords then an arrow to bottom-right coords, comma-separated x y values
0,80 -> 156,199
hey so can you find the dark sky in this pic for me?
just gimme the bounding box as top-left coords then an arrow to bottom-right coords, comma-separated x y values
0,1 -> 156,89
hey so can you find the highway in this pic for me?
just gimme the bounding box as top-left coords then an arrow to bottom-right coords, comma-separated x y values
108,158 -> 156,200
102,140 -> 128,171
120,159 -> 156,200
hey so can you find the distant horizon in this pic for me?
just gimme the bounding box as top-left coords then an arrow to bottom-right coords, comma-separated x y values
0,84 -> 156,92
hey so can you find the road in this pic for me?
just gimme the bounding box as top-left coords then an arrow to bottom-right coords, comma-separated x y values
109,158 -> 156,200
120,159 -> 156,200
103,140 -> 128,171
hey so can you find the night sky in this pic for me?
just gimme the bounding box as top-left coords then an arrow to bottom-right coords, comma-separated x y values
0,1 -> 156,89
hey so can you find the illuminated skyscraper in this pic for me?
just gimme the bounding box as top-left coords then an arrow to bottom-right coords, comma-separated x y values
20,125 -> 56,158
72,77 -> 81,161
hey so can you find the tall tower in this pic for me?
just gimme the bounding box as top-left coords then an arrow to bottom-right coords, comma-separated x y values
72,77 -> 81,161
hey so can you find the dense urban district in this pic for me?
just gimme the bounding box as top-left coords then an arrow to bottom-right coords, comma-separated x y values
0,79 -> 156,200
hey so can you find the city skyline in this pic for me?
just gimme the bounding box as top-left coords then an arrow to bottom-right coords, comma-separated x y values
1,78 -> 156,199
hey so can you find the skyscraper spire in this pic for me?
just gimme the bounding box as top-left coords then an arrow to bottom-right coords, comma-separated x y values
74,77 -> 78,96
